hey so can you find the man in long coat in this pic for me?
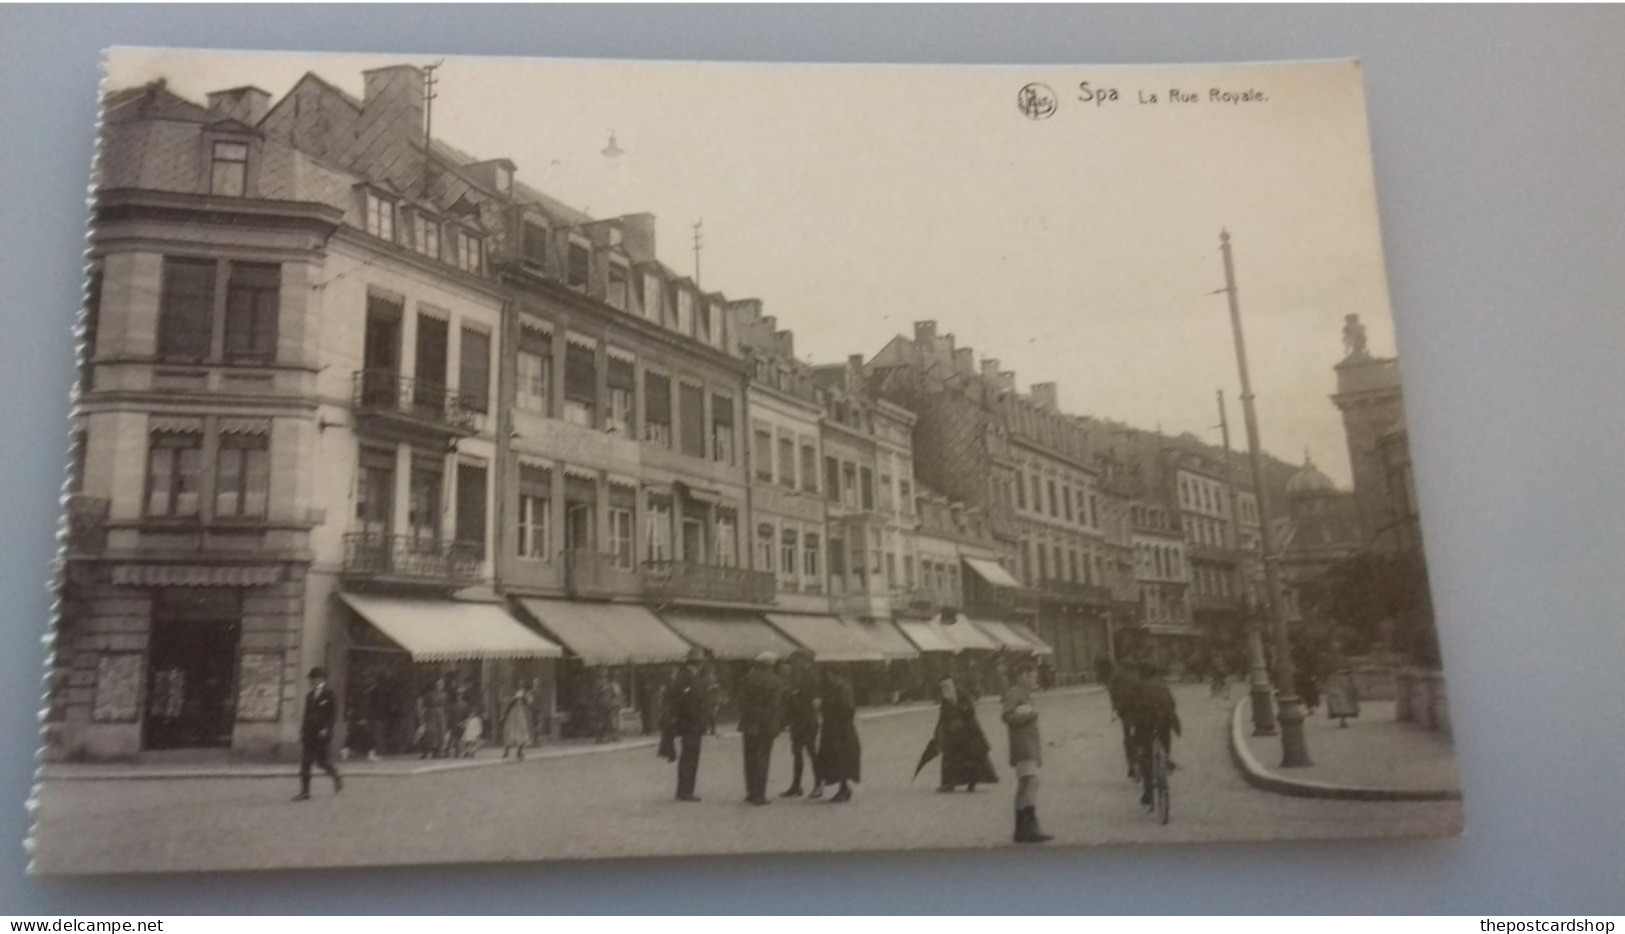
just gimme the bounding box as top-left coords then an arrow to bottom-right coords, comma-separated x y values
780,649 -> 821,798
660,648 -> 710,802
737,652 -> 785,805
294,666 -> 342,801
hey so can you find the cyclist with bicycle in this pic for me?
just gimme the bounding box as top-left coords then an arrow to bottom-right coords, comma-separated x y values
1123,661 -> 1182,810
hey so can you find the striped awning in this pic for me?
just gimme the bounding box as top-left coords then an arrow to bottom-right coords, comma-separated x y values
340,594 -> 563,661
938,614 -> 1001,652
765,614 -> 884,663
517,599 -> 691,666
111,564 -> 283,587
896,619 -> 959,654
963,557 -> 1022,589
845,618 -> 921,660
1006,622 -> 1056,656
969,618 -> 1037,653
660,610 -> 798,661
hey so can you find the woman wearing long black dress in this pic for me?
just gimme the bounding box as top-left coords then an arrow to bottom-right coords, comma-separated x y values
935,672 -> 999,793
815,670 -> 861,803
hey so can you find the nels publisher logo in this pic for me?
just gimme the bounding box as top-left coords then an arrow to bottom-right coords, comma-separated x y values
1017,83 -> 1057,120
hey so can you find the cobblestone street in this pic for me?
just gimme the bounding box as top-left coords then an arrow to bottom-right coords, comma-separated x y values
32,685 -> 1463,873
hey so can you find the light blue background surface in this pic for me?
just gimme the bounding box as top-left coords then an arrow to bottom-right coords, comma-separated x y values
2,4 -> 1622,914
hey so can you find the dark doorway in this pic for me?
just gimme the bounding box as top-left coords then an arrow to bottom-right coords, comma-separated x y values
144,590 -> 243,750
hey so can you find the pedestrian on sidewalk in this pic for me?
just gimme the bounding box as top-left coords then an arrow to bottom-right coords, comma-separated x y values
1322,646 -> 1360,727
659,647 -> 709,802
780,649 -> 821,799
500,683 -> 534,761
294,666 -> 342,801
737,652 -> 785,806
815,667 -> 861,803
593,668 -> 624,744
1002,657 -> 1052,843
921,662 -> 998,793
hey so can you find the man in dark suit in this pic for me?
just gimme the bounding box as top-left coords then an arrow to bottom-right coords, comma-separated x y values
294,665 -> 342,801
661,648 -> 710,802
779,649 -> 821,798
737,652 -> 785,805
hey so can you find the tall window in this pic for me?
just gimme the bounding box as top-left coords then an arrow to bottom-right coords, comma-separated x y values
644,372 -> 672,447
459,327 -> 491,414
843,463 -> 858,508
607,355 -> 635,436
365,191 -> 395,242
562,341 -> 597,427
756,523 -> 775,572
675,289 -> 694,336
860,467 -> 875,510
408,457 -> 442,546
899,479 -> 912,514
521,221 -> 547,267
715,511 -> 738,567
453,230 -> 483,274
608,506 -> 634,569
1048,480 -> 1059,518
223,262 -> 279,363
641,271 -> 662,323
413,214 -> 441,259
157,258 -> 215,362
455,461 -> 488,560
777,436 -> 796,489
804,533 -> 820,579
754,428 -> 774,482
711,394 -> 735,464
566,241 -> 590,289
1062,484 -> 1074,522
517,465 -> 551,560
679,383 -> 705,458
828,535 -> 846,584
1030,475 -> 1042,514
781,528 -> 798,576
645,497 -> 674,562
607,262 -> 630,310
879,472 -> 893,511
215,433 -> 269,518
800,443 -> 818,494
1015,470 -> 1027,509
210,141 -> 248,196
355,447 -> 394,536
516,329 -> 552,415
145,431 -> 202,517
825,456 -> 841,503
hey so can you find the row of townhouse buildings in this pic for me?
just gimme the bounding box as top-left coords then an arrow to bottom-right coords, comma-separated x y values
55,63 -> 1312,762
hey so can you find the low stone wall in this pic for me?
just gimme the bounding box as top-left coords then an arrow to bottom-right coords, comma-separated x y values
1395,668 -> 1451,738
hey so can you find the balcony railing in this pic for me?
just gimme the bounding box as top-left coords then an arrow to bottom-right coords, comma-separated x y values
352,370 -> 480,436
564,549 -> 642,598
342,532 -> 481,585
1034,579 -> 1114,605
643,560 -> 776,606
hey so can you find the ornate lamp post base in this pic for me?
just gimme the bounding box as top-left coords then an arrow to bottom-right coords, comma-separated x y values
1274,693 -> 1313,767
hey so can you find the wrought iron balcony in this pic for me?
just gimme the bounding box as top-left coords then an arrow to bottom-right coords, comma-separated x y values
643,560 -> 776,606
351,370 -> 480,437
564,549 -> 642,598
342,532 -> 481,585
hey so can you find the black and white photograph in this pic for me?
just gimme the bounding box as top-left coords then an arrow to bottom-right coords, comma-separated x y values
35,48 -> 1463,874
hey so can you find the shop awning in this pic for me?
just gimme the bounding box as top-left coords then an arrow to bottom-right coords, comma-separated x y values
517,599 -> 692,666
659,611 -> 798,661
112,564 -> 283,587
764,614 -> 885,663
969,618 -> 1037,653
963,557 -> 1022,589
896,619 -> 959,654
846,619 -> 921,660
340,594 -> 563,662
1006,622 -> 1056,656
938,614 -> 1001,652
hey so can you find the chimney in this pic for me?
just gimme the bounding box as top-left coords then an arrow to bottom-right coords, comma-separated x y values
1031,382 -> 1059,411
954,347 -> 975,376
999,371 -> 1017,393
774,330 -> 795,357
361,65 -> 426,145
913,320 -> 938,348
205,86 -> 271,125
980,358 -> 1001,380
619,213 -> 657,264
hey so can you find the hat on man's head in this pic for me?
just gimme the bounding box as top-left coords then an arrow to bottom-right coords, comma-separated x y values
754,651 -> 778,666
685,647 -> 707,663
308,666 -> 327,680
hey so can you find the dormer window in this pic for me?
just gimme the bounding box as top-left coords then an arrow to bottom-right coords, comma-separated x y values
412,213 -> 441,260
493,164 -> 512,193
364,191 -> 396,242
640,271 -> 662,323
607,260 -> 629,310
566,239 -> 591,290
521,220 -> 548,269
452,228 -> 483,275
674,289 -> 694,336
210,141 -> 248,196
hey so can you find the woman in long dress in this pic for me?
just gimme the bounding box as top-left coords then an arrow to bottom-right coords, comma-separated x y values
935,674 -> 999,793
815,670 -> 861,803
500,684 -> 535,761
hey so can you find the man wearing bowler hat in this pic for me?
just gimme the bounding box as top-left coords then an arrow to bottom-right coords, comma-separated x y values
294,665 -> 342,801
737,651 -> 785,805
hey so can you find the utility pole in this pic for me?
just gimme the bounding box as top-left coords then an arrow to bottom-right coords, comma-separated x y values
691,219 -> 704,288
1218,389 -> 1277,736
1218,229 -> 1311,767
421,60 -> 443,197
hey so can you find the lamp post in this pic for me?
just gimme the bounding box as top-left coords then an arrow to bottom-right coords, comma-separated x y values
1217,389 -> 1277,736
1217,230 -> 1310,767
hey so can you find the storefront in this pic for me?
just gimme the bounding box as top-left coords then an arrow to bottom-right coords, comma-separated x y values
657,608 -> 799,721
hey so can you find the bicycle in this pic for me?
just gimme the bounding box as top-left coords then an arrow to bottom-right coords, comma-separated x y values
1149,737 -> 1171,825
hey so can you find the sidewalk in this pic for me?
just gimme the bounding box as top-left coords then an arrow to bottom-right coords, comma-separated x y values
1228,697 -> 1463,801
37,688 -> 1099,782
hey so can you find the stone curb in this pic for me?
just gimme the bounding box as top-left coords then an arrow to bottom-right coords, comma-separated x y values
1227,697 -> 1462,802
35,687 -> 1100,783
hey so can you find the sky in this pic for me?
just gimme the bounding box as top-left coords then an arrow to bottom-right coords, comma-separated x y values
104,49 -> 1404,488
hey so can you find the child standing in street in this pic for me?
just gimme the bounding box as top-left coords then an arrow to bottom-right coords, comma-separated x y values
1002,657 -> 1053,843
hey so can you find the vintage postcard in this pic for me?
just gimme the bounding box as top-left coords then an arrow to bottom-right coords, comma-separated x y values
35,49 -> 1462,873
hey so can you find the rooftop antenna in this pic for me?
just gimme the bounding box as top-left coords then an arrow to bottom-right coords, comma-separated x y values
421,59 -> 443,196
691,219 -> 704,287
